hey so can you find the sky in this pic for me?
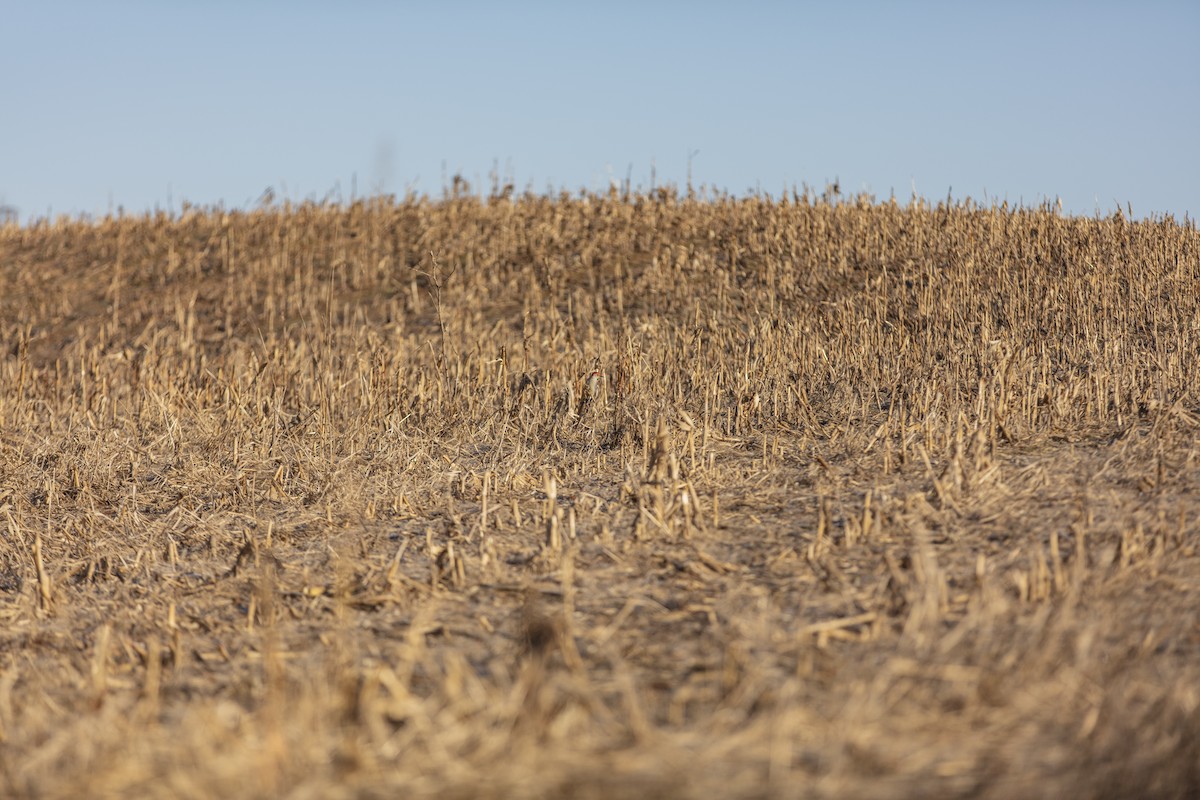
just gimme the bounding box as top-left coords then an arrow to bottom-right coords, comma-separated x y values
2,1 -> 1198,222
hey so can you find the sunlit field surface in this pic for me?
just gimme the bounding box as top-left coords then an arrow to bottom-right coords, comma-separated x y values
1,189 -> 1197,798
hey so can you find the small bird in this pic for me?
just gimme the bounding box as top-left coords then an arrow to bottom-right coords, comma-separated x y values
577,366 -> 604,417
585,368 -> 603,400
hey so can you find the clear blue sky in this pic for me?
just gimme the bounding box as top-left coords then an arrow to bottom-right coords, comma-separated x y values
3,1 -> 1198,222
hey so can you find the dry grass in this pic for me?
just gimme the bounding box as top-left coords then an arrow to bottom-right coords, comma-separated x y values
1,187 -> 1198,798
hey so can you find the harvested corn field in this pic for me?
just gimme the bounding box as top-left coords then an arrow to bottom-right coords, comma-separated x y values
1,190 -> 1198,798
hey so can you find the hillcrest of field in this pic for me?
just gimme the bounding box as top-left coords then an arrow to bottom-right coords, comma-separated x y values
1,189 -> 1197,798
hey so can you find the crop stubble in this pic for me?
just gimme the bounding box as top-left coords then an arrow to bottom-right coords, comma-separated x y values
0,189 -> 1197,798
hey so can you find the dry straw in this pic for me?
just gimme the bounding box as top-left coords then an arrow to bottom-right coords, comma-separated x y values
0,190 -> 1197,798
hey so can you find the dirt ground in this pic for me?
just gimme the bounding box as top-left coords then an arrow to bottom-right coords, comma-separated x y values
1,195 -> 1197,798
